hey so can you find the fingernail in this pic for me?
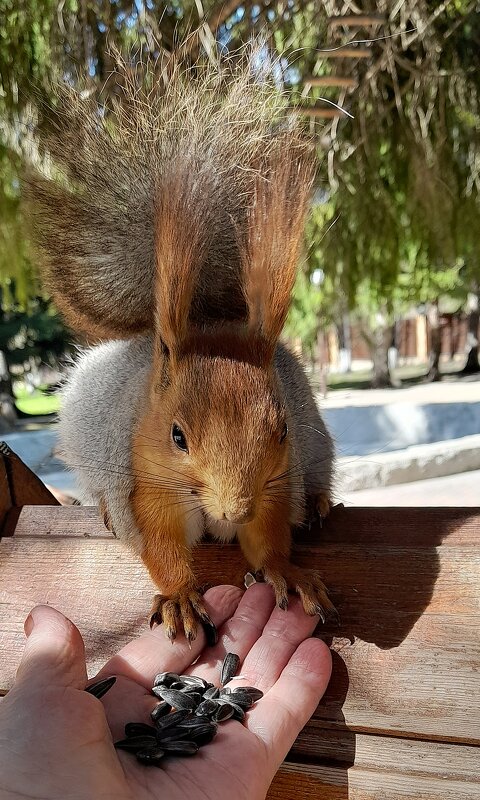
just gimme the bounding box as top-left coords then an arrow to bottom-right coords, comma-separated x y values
24,613 -> 35,638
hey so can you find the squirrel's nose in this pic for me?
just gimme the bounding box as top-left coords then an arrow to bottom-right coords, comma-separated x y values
223,506 -> 255,525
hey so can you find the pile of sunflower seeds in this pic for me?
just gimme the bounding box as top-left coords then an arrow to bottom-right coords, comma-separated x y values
114,653 -> 263,766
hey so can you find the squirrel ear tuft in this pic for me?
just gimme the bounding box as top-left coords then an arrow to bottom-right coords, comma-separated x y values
154,153 -> 217,355
240,131 -> 315,355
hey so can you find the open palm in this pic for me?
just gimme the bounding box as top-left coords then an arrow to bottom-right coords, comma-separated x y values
0,584 -> 331,800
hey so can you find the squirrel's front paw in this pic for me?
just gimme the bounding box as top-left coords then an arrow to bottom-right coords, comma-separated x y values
150,589 -> 218,645
261,561 -> 338,624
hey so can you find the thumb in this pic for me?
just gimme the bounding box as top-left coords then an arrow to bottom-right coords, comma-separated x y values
15,605 -> 88,691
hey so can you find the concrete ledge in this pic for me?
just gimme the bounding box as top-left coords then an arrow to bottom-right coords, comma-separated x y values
337,433 -> 480,491
323,400 -> 480,456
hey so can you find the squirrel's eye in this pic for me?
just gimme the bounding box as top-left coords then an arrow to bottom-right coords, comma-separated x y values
280,423 -> 288,443
172,423 -> 188,452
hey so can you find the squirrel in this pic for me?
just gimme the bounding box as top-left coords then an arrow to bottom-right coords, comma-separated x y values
25,53 -> 336,642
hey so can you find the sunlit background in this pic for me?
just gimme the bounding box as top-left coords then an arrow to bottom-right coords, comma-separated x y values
1,1 -> 479,505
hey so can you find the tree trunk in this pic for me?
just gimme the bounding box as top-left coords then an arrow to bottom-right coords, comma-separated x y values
425,301 -> 442,382
0,351 -> 17,432
337,314 -> 352,373
462,293 -> 480,374
371,325 -> 394,388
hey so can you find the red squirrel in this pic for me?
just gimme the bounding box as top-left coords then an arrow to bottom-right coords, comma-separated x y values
25,53 -> 336,642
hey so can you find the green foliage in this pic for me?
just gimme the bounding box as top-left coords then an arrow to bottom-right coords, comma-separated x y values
0,297 -> 70,370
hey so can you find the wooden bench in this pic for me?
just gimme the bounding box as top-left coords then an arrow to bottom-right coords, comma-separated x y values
0,451 -> 479,798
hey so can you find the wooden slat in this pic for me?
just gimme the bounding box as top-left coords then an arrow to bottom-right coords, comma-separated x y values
268,741 -> 480,799
0,457 -> 12,533
1,505 -> 479,750
288,731 -> 480,780
304,76 -> 358,88
321,47 -> 371,59
0,442 -> 59,536
328,15 -> 386,28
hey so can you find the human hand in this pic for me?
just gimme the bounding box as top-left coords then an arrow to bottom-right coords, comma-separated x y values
0,584 -> 331,800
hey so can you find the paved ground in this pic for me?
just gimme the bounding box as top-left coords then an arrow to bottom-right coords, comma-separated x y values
345,469 -> 480,506
321,372 -> 480,408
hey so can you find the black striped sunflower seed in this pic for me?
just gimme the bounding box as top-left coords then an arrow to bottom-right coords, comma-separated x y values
203,686 -> 220,700
221,653 -> 240,685
155,726 -> 194,743
179,675 -> 210,689
195,699 -> 219,717
115,735 -> 157,752
85,676 -> 116,699
218,698 -> 245,720
125,722 -> 158,738
153,709 -> 190,731
178,715 -> 211,727
162,740 -> 199,755
188,725 -> 218,746
151,701 -> 171,721
136,747 -> 165,766
213,702 -> 235,722
234,687 -> 264,703
152,688 -> 197,711
228,691 -> 254,709
153,672 -> 180,688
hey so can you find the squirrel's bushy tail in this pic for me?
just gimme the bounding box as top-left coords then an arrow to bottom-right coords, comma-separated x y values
25,49 -> 315,340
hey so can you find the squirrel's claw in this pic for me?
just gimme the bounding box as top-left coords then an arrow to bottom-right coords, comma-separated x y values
149,590 -> 217,645
260,562 -> 338,625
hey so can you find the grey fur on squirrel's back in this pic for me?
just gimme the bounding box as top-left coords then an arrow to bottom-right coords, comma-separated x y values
59,337 -> 333,544
59,336 -> 153,551
274,346 -> 333,504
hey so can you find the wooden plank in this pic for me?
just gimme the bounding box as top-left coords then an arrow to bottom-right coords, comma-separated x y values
0,457 -> 12,533
268,746 -> 480,799
304,76 -> 358,89
328,15 -> 386,28
321,48 -> 371,59
288,731 -> 480,781
1,506 -> 479,749
0,442 -> 59,536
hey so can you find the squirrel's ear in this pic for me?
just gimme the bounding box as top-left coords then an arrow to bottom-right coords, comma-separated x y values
241,133 -> 315,355
154,154 -> 216,356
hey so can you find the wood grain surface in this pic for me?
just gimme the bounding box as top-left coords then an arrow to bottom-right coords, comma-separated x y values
1,504 -> 479,797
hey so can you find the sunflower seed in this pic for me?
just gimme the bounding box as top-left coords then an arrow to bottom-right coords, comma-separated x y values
221,653 -> 240,685
153,709 -> 190,731
162,740 -> 199,755
233,687 -> 264,703
218,698 -> 245,719
178,715 -> 211,727
203,686 -> 220,700
169,681 -> 187,691
201,619 -> 218,646
153,672 -> 180,688
136,747 -> 165,766
213,702 -> 235,722
195,699 -> 219,717
85,676 -> 116,699
179,675 -> 210,689
244,571 -> 257,588
150,701 -> 171,721
115,735 -> 157,752
156,728 -> 195,743
125,722 -> 158,738
152,688 -> 198,711
227,691 -> 254,709
187,724 -> 218,745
